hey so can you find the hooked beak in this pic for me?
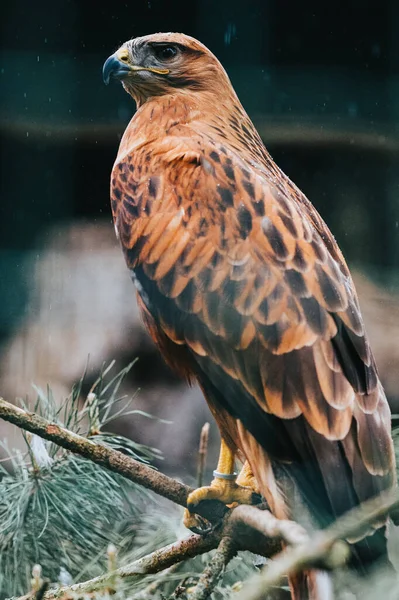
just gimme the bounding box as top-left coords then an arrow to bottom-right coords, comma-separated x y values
103,53 -> 132,85
103,51 -> 170,85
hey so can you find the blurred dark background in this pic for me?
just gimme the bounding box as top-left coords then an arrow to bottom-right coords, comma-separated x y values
1,0 -> 399,476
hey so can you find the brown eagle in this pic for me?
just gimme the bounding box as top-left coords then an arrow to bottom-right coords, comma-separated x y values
103,32 -> 397,599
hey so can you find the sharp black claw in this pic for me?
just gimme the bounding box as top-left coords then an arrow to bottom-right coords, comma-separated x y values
186,513 -> 213,535
189,524 -> 213,535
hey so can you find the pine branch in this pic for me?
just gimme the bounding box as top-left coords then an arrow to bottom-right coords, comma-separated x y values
0,397 -> 185,504
7,506 -> 285,599
186,536 -> 236,600
11,531 -> 221,599
2,395 -> 398,600
236,488 -> 399,600
0,397 -> 224,521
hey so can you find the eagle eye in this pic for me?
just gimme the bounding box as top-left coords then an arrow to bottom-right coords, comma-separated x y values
152,44 -> 178,61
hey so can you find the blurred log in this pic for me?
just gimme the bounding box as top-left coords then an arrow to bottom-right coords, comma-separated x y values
2,115 -> 399,155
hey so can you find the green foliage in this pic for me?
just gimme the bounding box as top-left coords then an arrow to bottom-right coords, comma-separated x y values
0,361 -> 160,598
2,367 -> 399,599
0,360 -> 259,599
0,359 -> 258,600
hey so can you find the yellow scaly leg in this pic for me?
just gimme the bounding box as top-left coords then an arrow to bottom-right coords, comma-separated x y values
236,459 -> 260,494
183,438 -> 259,531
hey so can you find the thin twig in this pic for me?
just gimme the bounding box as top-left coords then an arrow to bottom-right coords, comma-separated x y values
186,536 -> 236,600
8,507 -> 289,600
130,563 -> 181,600
196,423 -> 210,488
237,488 -> 399,600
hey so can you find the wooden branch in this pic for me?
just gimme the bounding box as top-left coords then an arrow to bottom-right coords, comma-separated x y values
168,583 -> 188,600
3,396 -> 397,600
11,532 -> 221,600
237,488 -> 399,600
7,504 -> 290,599
1,398 -> 229,523
3,115 -> 399,156
0,398 -> 226,522
230,505 -> 309,547
186,536 -> 236,600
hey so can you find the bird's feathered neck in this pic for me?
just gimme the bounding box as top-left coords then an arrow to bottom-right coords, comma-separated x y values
118,88 -> 281,182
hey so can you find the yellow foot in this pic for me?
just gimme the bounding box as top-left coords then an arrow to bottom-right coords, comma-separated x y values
187,475 -> 257,510
183,479 -> 255,534
183,437 -> 261,533
184,467 -> 260,533
236,460 -> 260,495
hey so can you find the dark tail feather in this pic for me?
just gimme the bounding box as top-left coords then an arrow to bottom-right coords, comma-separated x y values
282,419 -> 395,572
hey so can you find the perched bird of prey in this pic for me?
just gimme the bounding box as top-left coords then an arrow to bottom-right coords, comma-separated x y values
103,33 -> 397,599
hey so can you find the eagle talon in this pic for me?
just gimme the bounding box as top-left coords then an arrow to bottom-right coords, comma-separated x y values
184,479 -> 258,533
183,508 -> 213,534
186,478 -> 256,512
183,443 -> 261,532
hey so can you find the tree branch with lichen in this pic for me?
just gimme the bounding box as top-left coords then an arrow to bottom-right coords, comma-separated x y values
0,397 -> 225,523
10,531 -> 221,600
185,536 -> 237,600
11,489 -> 399,600
9,508 -> 282,600
1,394 -> 399,600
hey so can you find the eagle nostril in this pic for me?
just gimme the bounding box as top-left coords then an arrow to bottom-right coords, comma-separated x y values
117,49 -> 129,63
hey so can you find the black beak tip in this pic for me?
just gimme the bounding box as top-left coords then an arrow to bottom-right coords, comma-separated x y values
103,55 -> 116,85
103,54 -> 130,85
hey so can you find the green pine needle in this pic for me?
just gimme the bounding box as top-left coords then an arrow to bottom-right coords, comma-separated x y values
0,361 -> 159,598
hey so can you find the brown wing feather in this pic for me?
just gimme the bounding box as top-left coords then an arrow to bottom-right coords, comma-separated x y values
112,131 -> 395,522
